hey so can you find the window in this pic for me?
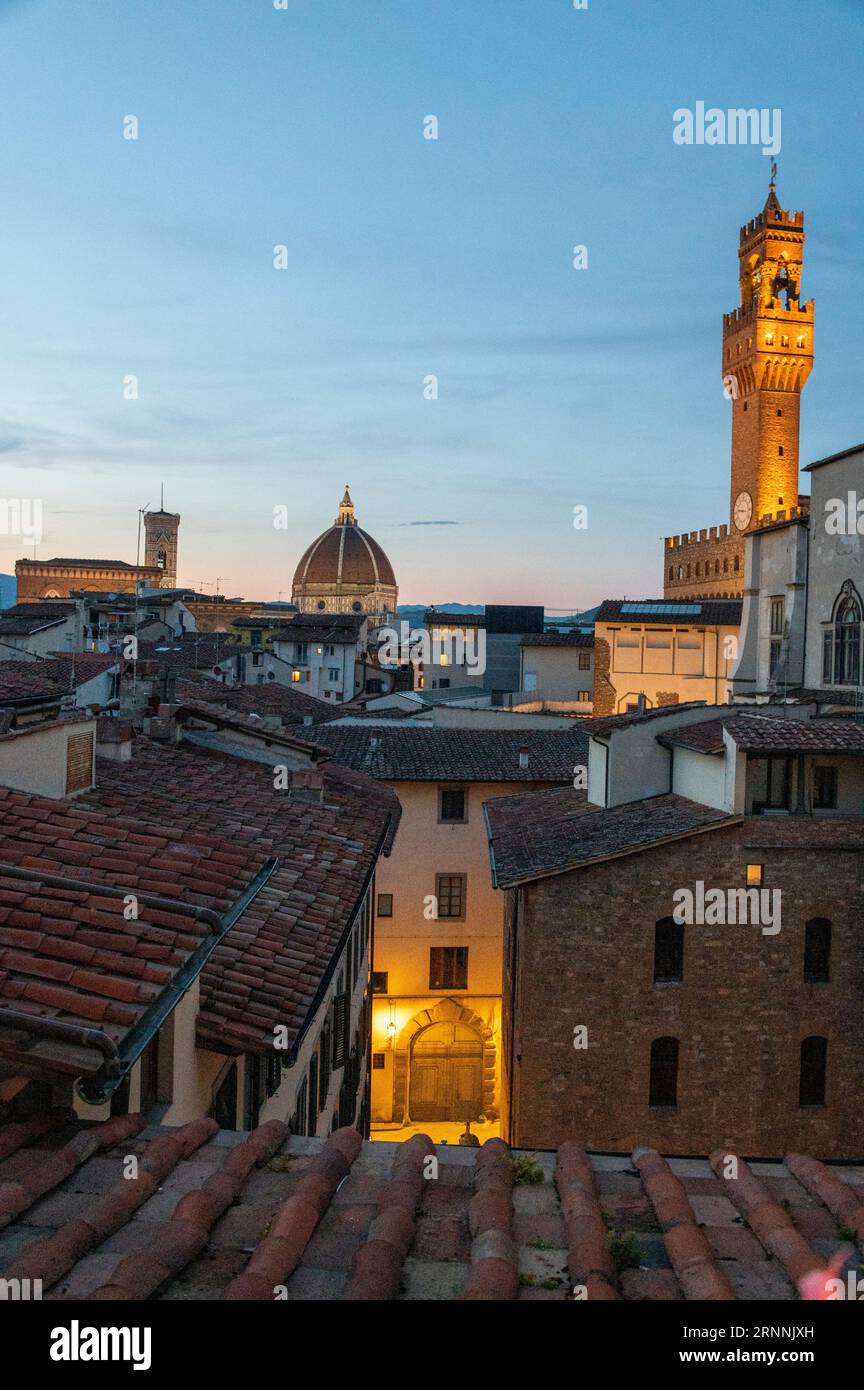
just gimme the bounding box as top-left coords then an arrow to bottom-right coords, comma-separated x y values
439,788 -> 467,823
308,1049 -> 320,1129
332,988 -> 349,1068
265,1054 -> 282,1097
328,668 -> 340,681
833,594 -> 861,686
439,678 -> 450,689
371,971 -> 389,994
770,597 -> 784,635
372,1053 -> 386,1070
746,864 -> 763,887
252,651 -> 262,667
429,946 -> 468,990
295,642 -> 308,663
769,638 -> 782,680
292,1076 -> 308,1135
578,652 -> 591,670
377,892 -> 393,918
750,756 -> 791,813
799,1036 -> 827,1107
435,873 -> 466,920
804,919 -> 831,984
649,1037 -> 678,1108
524,672 -> 537,691
813,766 -> 838,810
654,918 -> 684,983
250,629 -> 262,646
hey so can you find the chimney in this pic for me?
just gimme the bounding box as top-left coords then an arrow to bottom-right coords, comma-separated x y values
518,745 -> 529,770
289,766 -> 325,804
95,715 -> 134,763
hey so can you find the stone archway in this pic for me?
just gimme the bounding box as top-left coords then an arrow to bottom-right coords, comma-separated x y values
393,997 -> 497,1124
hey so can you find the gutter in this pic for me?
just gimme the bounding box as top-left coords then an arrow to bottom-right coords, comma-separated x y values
0,857 -> 279,1105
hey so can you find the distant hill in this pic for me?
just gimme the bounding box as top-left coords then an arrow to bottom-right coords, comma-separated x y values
0,575 -> 15,610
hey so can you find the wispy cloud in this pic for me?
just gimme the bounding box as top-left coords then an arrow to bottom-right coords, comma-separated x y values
398,520 -> 460,527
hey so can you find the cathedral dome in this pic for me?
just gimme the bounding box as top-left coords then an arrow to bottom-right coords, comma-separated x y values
291,487 -> 398,622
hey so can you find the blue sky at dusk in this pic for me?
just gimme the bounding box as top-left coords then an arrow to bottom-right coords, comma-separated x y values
0,0 -> 861,608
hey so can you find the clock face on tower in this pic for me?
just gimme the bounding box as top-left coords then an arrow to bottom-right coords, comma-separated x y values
733,491 -> 753,532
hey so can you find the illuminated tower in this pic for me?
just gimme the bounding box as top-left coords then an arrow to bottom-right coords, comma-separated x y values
723,171 -> 814,534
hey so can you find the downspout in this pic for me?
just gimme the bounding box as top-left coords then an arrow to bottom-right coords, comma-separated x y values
0,857 -> 279,1105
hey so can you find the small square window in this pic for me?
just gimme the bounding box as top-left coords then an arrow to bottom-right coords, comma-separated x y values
439,788 -> 467,823
377,893 -> 393,918
371,971 -> 388,994
372,1053 -> 386,1070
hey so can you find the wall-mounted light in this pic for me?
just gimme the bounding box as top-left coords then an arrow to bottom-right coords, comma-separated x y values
746,864 -> 763,887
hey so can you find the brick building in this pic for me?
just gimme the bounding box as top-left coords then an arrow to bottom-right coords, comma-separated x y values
485,703 -> 864,1159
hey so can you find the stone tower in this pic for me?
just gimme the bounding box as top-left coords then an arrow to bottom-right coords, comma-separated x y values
664,176 -> 814,600
143,499 -> 180,588
723,175 -> 814,532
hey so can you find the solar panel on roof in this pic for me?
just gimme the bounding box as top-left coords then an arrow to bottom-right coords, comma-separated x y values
620,602 -> 702,615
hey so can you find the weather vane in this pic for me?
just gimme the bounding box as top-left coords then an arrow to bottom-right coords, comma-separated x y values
770,160 -> 778,186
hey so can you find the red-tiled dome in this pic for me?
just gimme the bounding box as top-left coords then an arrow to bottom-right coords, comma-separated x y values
292,487 -> 396,590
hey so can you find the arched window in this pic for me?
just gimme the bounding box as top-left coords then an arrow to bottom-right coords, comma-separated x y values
649,1036 -> 678,1108
654,918 -> 684,983
804,919 -> 831,984
799,1036 -> 827,1107
827,591 -> 862,687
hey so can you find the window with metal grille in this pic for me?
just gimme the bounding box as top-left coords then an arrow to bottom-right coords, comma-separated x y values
429,946 -> 468,990
799,1036 -> 827,1107
435,874 -> 466,920
439,788 -> 467,823
332,992 -> 349,1068
654,918 -> 684,983
804,919 -> 831,984
649,1037 -> 678,1108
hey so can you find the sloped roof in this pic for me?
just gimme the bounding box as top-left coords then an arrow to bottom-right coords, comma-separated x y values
82,737 -> 400,1054
0,1118 -> 859,1302
485,788 -> 736,887
305,725 -> 589,782
724,715 -> 864,754
596,599 -> 743,626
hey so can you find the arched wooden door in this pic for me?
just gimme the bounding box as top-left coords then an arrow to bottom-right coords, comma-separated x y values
409,1021 -> 483,1123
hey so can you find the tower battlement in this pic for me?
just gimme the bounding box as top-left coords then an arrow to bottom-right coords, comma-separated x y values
740,207 -> 804,240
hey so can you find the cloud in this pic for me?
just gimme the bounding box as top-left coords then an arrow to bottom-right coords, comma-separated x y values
398,520 -> 460,527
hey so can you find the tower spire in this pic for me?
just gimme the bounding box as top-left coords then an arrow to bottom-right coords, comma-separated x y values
336,484 -> 356,526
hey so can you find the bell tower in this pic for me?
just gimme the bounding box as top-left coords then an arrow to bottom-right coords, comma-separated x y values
723,171 -> 814,533
144,492 -> 181,588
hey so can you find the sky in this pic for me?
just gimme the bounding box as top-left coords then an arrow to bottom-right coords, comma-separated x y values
0,0 -> 862,610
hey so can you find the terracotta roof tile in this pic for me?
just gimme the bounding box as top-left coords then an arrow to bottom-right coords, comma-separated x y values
2,1118 -> 859,1302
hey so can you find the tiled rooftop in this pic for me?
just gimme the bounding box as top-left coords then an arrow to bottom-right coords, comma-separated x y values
485,788 -> 736,887
520,631 -> 595,648
581,702 -> 726,737
176,672 -> 342,726
0,786 -> 263,1077
1,1117 -> 861,1301
81,737 -> 399,1054
725,714 -> 864,754
0,654 -> 118,707
305,726 -> 589,783
596,599 -> 743,627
